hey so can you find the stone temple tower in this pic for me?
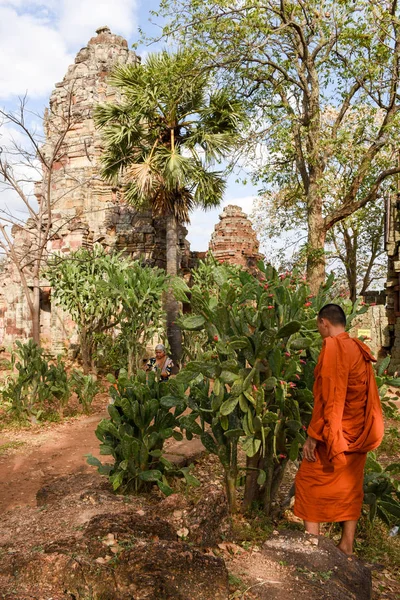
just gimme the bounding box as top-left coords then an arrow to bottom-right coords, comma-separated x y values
43,25 -> 188,262
0,27 -> 189,350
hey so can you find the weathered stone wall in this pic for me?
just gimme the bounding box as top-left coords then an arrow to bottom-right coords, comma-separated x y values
385,192 -> 400,370
349,305 -> 390,360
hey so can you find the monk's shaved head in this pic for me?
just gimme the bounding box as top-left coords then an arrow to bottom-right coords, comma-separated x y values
318,303 -> 346,327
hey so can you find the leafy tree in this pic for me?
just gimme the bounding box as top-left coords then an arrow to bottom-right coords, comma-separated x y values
327,200 -> 386,303
94,48 -> 245,363
105,259 -> 167,377
155,0 -> 400,291
251,195 -> 386,302
47,246 -> 167,375
47,246 -> 122,373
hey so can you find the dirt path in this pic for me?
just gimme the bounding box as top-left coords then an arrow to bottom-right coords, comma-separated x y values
0,404 -> 204,513
0,411 -> 109,512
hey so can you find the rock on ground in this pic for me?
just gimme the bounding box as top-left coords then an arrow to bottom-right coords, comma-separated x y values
262,530 -> 372,600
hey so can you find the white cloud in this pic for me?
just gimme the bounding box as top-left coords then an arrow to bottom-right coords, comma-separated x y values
58,0 -> 137,48
0,0 -> 138,100
0,7 -> 73,99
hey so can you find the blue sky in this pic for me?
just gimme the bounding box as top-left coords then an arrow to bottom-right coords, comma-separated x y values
0,0 -> 260,252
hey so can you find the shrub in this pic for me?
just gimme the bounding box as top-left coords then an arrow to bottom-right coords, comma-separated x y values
170,260 -> 367,514
87,370 -> 185,494
1,340 -> 70,422
363,452 -> 400,525
71,370 -> 101,414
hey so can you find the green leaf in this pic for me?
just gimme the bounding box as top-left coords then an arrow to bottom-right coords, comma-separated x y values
157,480 -> 174,496
110,470 -> 124,491
160,395 -> 180,408
139,469 -> 162,482
377,356 -> 391,376
277,321 -> 302,338
180,315 -> 206,330
289,439 -> 299,461
239,393 -> 249,412
201,432 -> 218,454
264,376 -> 277,391
220,370 -> 238,384
363,493 -> 377,505
290,337 -> 313,350
366,454 -> 383,473
257,470 -> 266,486
269,348 -> 282,378
86,454 -> 102,468
242,436 -> 261,457
220,396 -> 239,415
379,500 -> 400,519
224,428 -> 245,438
99,445 -> 114,456
149,449 -> 163,458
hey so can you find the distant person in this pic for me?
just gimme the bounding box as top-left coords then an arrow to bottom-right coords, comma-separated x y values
146,344 -> 173,381
294,303 -> 384,555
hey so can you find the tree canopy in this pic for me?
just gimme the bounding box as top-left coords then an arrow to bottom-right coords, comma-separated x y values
154,0 -> 400,290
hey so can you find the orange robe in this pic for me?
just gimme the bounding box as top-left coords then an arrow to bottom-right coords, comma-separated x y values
294,332 -> 384,523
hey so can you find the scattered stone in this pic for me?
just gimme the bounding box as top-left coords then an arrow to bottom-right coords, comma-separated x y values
177,527 -> 189,539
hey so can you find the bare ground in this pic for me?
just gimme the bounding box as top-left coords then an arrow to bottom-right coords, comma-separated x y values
0,395 -> 398,599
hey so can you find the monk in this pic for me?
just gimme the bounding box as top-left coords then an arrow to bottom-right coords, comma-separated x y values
294,303 -> 384,555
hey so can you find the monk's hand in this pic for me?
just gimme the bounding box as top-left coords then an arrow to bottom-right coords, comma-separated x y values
303,436 -> 317,462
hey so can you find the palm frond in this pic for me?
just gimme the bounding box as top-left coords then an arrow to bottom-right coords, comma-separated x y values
201,89 -> 248,134
154,145 -> 196,189
192,168 -> 226,209
108,63 -> 143,91
127,158 -> 160,198
184,130 -> 238,164
96,46 -> 246,224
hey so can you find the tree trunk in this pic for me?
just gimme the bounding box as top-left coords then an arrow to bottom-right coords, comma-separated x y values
243,451 -> 264,512
341,227 -> 358,304
224,467 -> 237,514
165,212 -> 182,366
31,281 -> 41,346
306,199 -> 326,294
80,329 -> 91,374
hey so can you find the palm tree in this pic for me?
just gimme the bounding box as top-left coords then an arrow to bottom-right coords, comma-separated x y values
94,49 -> 245,363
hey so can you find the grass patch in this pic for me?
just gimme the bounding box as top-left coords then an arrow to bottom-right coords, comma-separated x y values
228,572 -> 247,597
0,441 -> 25,455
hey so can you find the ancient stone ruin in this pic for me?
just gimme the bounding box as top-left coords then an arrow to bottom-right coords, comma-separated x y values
0,27 -> 262,353
209,205 -> 263,270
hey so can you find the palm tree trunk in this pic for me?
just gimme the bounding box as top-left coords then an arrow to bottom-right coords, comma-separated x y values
165,212 -> 182,365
